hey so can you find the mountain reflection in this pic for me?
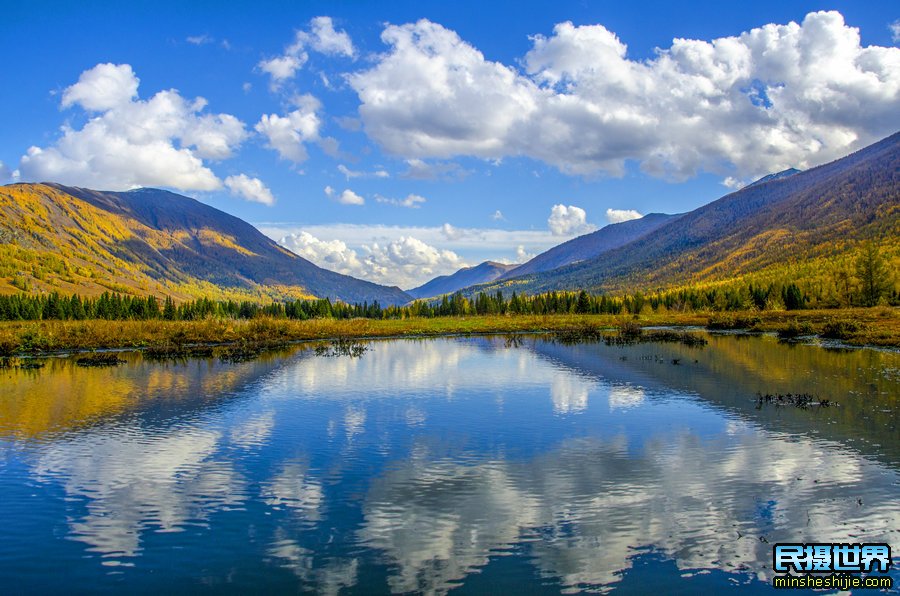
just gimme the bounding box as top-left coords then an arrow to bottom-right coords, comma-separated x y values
2,335 -> 898,593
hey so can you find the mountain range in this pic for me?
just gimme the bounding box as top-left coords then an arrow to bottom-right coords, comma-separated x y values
461,131 -> 899,298
0,183 -> 411,304
406,261 -> 517,299
0,132 -> 896,305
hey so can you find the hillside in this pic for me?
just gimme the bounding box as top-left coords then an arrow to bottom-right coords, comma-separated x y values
0,183 -> 411,304
407,261 -> 517,299
472,132 -> 900,297
499,213 -> 681,279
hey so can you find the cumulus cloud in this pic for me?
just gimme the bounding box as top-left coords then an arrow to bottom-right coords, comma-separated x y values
376,193 -> 426,208
332,188 -> 364,205
224,174 -> 275,205
19,63 -> 248,191
61,63 -> 139,111
279,232 -> 464,288
548,204 -> 595,236
255,94 -> 321,163
605,208 -> 642,224
491,210 -> 505,221
891,20 -> 900,43
349,13 -> 900,182
259,55 -> 306,85
300,16 -> 356,58
259,17 -> 354,88
0,161 -> 11,182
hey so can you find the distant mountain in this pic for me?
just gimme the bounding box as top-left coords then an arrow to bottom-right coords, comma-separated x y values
499,213 -> 681,279
472,131 -> 900,296
0,183 -> 411,304
407,261 -> 518,299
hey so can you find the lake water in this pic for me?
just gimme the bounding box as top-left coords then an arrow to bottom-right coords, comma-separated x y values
1,333 -> 898,594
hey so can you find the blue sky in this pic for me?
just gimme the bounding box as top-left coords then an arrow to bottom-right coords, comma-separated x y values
2,1 -> 898,288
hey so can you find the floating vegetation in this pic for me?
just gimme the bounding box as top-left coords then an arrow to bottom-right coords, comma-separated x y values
755,392 -> 835,409
776,321 -> 814,340
143,343 -> 214,361
314,338 -> 368,358
217,340 -> 289,364
553,322 -> 606,344
75,352 -> 125,367
820,319 -> 861,340
707,315 -> 762,330
605,329 -> 708,347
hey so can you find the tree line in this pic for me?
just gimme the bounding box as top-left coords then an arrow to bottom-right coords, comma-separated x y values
0,277 -> 896,323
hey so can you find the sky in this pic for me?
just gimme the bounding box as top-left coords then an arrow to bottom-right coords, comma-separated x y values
2,0 -> 898,289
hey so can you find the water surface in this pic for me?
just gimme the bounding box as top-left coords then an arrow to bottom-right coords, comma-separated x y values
1,334 -> 898,594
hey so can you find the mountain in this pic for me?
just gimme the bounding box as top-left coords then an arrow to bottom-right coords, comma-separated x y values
498,213 -> 681,279
407,261 -> 518,299
0,183 -> 412,304
745,168 -> 802,188
472,132 -> 900,296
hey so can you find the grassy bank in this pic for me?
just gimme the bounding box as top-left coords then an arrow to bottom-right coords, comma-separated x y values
0,307 -> 897,356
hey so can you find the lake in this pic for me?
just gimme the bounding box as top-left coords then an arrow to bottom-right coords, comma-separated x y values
1,332 -> 898,594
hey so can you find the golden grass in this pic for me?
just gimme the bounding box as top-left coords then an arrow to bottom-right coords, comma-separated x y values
0,308 -> 897,355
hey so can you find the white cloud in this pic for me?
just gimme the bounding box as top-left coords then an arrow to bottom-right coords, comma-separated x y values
258,222 -> 585,286
279,231 -> 463,288
255,94 -> 322,163
605,208 -> 642,224
324,185 -> 334,197
259,55 -> 306,85
224,174 -> 275,205
186,34 -> 213,46
300,16 -> 356,58
350,13 -> 900,182
61,63 -> 139,111
516,245 -> 534,262
334,188 -> 364,205
0,161 -> 10,181
440,223 -> 464,240
548,204 -> 595,236
259,17 -> 354,88
491,210 -> 505,221
722,176 -> 747,190
338,164 -> 390,180
891,20 -> 900,43
377,193 -> 426,208
19,63 -> 248,191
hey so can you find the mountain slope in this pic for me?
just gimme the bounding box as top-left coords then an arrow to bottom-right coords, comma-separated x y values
407,261 -> 518,299
0,183 -> 411,304
475,131 -> 900,296
499,213 -> 681,279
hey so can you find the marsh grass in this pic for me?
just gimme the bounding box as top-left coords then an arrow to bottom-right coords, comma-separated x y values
0,308 -> 896,355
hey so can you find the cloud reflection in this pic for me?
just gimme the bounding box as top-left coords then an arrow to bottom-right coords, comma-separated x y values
359,430 -> 899,593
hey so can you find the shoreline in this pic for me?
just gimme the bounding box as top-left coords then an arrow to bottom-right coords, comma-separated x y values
1,307 -> 898,357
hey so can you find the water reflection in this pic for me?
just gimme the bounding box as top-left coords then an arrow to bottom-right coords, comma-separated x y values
359,428 -> 898,592
0,335 -> 897,593
34,424 -> 244,559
